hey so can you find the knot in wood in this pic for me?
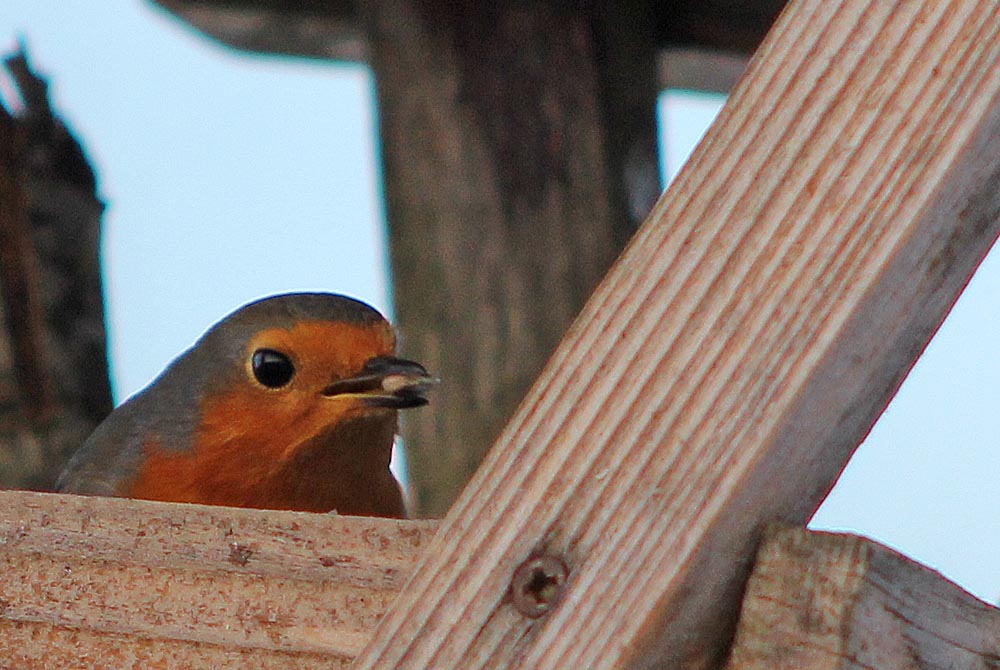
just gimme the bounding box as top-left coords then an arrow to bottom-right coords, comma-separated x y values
510,554 -> 568,618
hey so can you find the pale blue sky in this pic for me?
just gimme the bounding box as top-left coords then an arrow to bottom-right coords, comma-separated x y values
4,0 -> 1000,604
1,1 -> 391,399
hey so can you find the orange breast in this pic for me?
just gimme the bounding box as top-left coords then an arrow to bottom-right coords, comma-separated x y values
127,417 -> 404,516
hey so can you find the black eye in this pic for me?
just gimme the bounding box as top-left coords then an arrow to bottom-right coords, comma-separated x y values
251,349 -> 295,388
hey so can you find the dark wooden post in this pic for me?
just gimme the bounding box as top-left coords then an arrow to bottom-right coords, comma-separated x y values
359,2 -> 660,515
0,46 -> 112,490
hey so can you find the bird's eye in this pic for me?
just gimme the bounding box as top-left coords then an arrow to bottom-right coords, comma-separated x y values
251,349 -> 295,388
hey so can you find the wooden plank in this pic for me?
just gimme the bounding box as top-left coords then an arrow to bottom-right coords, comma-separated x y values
147,0 -> 785,61
728,526 -> 1000,670
658,47 -> 748,93
150,0 -> 366,61
350,1 -> 1000,669
0,490 -> 436,668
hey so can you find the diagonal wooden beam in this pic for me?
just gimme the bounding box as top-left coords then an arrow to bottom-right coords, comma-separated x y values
352,1 -> 1000,669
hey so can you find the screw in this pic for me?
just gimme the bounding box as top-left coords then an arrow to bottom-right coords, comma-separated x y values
228,542 -> 254,566
510,554 -> 568,619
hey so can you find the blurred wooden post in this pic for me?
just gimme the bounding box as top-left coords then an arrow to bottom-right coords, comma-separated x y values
349,1 -> 1000,668
0,45 -> 112,490
358,1 -> 660,516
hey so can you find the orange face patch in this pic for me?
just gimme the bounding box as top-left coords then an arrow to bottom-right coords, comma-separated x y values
244,320 -> 397,393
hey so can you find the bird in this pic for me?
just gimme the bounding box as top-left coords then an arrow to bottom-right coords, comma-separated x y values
56,293 -> 434,518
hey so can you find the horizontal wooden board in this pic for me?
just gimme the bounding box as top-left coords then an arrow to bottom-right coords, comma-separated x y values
0,490 -> 437,668
729,526 -> 1000,670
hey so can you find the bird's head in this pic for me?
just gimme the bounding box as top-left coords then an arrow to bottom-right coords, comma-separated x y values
208,296 -> 429,434
120,293 -> 434,514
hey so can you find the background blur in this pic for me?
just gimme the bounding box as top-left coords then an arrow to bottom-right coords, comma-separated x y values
3,0 -> 999,602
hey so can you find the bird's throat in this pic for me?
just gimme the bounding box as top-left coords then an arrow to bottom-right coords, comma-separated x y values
271,412 -> 405,516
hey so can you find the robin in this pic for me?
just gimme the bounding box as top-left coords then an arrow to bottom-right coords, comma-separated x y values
56,293 -> 433,518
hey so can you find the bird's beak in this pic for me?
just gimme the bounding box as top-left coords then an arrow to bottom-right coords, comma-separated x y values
321,356 -> 437,409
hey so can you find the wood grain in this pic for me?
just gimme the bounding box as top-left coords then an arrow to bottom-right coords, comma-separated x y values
0,490 -> 436,668
728,526 -> 1000,670
350,1 -> 1000,669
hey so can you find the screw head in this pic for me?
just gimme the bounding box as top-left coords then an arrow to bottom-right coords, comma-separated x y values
510,554 -> 568,619
228,542 -> 253,566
